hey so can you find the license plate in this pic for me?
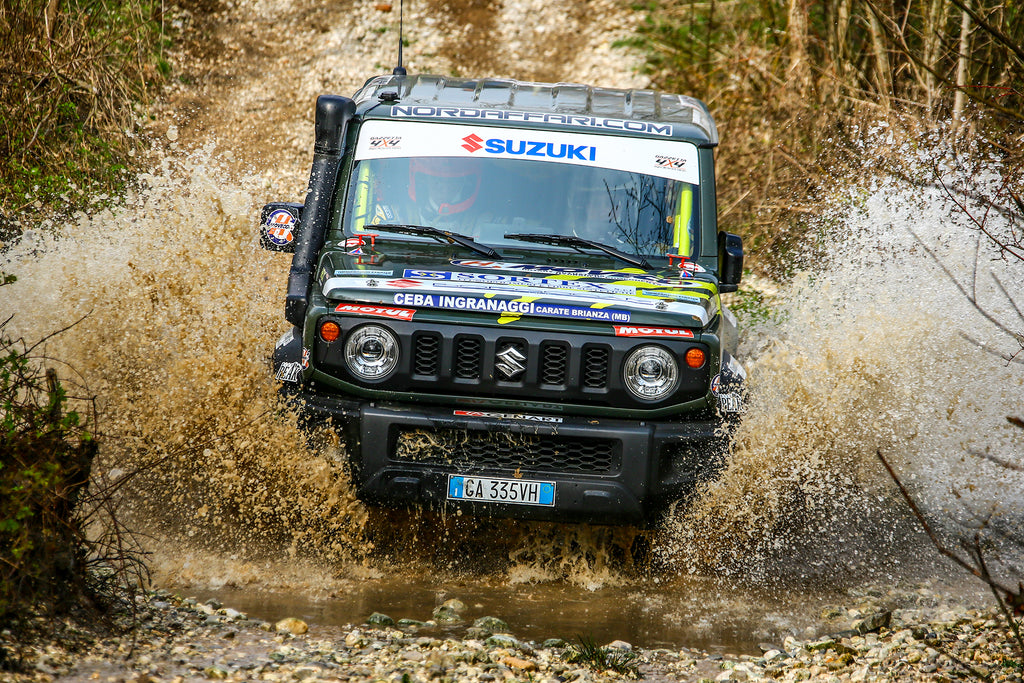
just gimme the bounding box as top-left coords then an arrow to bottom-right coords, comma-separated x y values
447,475 -> 555,506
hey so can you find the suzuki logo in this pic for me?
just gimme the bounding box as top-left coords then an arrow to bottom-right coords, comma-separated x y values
495,344 -> 527,380
461,134 -> 484,153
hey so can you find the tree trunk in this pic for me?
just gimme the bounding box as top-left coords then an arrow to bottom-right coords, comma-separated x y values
952,0 -> 972,125
922,0 -> 948,117
866,3 -> 892,107
787,0 -> 811,94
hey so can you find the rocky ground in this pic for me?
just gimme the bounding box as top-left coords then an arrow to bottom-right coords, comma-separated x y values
1,589 -> 1022,682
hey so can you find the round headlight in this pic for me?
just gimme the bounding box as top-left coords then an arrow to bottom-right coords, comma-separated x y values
344,325 -> 399,381
622,345 -> 679,401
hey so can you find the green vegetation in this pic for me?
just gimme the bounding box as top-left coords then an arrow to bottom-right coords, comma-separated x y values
622,0 -> 1023,275
565,634 -> 640,676
0,292 -> 146,637
0,295 -> 98,625
0,0 -> 171,232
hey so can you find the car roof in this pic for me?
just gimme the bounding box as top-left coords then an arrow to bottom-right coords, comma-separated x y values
352,74 -> 718,146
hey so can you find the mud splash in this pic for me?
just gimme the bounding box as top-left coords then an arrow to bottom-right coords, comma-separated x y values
3,146 -> 366,566
657,128 -> 1024,585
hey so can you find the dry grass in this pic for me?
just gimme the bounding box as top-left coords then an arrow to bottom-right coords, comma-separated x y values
623,0 -> 1024,275
0,0 -> 169,230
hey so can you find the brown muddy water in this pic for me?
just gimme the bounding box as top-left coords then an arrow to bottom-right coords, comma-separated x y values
2,136 -> 1022,653
176,573 -> 989,654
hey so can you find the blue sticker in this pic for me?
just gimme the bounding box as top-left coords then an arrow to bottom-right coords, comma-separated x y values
392,292 -> 630,322
264,209 -> 295,246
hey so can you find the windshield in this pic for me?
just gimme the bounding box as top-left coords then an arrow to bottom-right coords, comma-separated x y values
341,120 -> 701,258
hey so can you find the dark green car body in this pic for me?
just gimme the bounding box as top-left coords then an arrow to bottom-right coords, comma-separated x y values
260,74 -> 745,525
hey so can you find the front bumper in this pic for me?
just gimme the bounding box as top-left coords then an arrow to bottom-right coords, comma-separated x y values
296,389 -> 728,525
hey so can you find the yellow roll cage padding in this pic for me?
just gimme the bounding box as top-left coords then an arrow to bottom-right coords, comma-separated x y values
351,163 -> 372,232
672,183 -> 694,256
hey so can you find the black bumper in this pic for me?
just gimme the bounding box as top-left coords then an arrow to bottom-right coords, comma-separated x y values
295,390 -> 727,525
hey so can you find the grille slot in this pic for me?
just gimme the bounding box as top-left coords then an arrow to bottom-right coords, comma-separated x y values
413,333 -> 441,376
539,342 -> 568,386
583,346 -> 610,388
394,429 -> 621,474
454,336 -> 483,379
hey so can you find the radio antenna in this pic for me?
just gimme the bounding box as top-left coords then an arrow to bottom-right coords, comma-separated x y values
393,0 -> 407,75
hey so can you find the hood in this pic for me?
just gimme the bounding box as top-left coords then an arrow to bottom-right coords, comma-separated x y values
317,251 -> 719,328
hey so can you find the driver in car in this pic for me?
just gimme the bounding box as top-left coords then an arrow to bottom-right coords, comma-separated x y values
371,157 -> 484,232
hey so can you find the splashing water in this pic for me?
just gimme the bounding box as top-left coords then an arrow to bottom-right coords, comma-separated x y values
3,129 -> 1021,605
3,147 -> 366,568
657,128 -> 1024,585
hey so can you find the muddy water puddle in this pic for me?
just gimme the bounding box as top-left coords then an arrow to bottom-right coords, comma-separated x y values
171,566 -> 990,654
179,578 -> 832,652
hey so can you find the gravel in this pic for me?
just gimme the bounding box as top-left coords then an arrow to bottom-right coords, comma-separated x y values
2,590 -> 1021,682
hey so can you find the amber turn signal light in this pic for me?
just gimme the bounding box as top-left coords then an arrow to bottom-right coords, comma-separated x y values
684,347 -> 706,368
319,321 -> 341,343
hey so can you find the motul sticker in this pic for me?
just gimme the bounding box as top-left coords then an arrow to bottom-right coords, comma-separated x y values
454,410 -> 563,423
334,303 -> 415,321
613,326 -> 694,338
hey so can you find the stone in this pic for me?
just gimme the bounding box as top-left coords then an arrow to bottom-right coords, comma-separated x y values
500,655 -> 537,671
431,606 -> 463,623
830,629 -> 860,640
426,651 -> 454,668
854,611 -> 892,634
366,612 -> 395,627
805,638 -> 835,652
485,634 -> 519,649
542,638 -> 567,648
275,618 -> 309,635
605,640 -> 632,650
472,616 -> 510,633
441,598 -> 467,613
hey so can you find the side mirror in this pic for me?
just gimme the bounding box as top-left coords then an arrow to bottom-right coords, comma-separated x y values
717,231 -> 743,293
259,202 -> 304,253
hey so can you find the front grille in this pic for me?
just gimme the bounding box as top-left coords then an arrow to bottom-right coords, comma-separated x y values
393,428 -> 621,474
454,336 -> 482,379
319,315 -> 710,408
583,346 -> 610,388
413,333 -> 441,376
540,342 -> 568,385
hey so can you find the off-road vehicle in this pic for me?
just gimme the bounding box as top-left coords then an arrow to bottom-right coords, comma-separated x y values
260,73 -> 745,525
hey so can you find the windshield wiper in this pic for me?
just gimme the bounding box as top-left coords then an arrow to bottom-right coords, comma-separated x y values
504,233 -> 652,270
369,224 -> 500,258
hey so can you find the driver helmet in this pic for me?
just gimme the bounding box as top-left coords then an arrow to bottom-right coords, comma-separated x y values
409,157 -> 481,216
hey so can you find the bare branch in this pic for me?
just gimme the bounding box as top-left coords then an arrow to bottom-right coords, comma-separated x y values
876,450 -> 1019,598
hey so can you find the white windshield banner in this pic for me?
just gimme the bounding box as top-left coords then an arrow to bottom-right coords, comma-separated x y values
355,120 -> 700,184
